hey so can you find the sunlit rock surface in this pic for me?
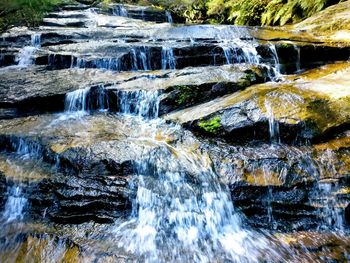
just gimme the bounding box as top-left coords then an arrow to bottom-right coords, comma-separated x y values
165,62 -> 350,143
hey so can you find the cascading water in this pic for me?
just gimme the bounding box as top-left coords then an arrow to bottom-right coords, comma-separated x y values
293,45 -> 301,72
65,87 -> 90,113
117,90 -> 159,118
131,47 -> 151,71
113,5 -> 128,17
268,45 -> 281,80
15,33 -> 41,67
161,47 -> 176,70
219,39 -> 260,65
64,85 -> 109,114
111,84 -> 280,262
218,37 -> 281,80
317,181 -> 344,231
114,122 -> 280,262
311,149 -> 346,232
165,11 -> 173,23
2,185 -> 27,223
70,57 -> 121,71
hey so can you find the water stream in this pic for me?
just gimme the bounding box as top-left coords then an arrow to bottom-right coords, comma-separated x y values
15,34 -> 41,67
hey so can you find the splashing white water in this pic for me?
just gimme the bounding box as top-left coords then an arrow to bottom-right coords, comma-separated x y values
2,185 -> 27,223
114,128 -> 278,262
131,47 -> 151,71
15,34 -> 41,67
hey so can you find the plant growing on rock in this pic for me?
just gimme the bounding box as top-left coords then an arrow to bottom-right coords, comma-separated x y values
0,0 -> 72,31
199,116 -> 222,134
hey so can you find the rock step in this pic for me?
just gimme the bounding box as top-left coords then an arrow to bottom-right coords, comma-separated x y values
0,65 -> 265,118
165,62 -> 350,144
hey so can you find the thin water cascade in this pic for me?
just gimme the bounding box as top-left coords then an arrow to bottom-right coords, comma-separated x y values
219,39 -> 260,65
161,47 -> 176,70
131,47 -> 151,71
293,45 -> 301,72
64,85 -> 110,114
15,33 -> 41,67
113,5 -> 128,17
165,11 -> 173,23
65,87 -> 90,113
312,149 -> 346,232
117,90 -> 160,118
317,181 -> 344,231
70,57 -> 121,71
264,100 -> 280,144
268,45 -> 281,80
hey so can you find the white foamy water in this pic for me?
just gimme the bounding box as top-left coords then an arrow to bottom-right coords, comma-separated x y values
2,185 -> 27,223
15,33 -> 41,67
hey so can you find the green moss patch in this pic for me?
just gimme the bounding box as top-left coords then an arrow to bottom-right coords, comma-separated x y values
199,116 -> 221,134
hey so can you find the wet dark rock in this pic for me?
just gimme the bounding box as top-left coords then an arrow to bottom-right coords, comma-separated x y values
346,204 -> 350,224
0,114 -> 165,224
203,135 -> 350,230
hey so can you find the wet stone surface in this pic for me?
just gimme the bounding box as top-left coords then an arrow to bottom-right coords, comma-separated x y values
0,1 -> 349,262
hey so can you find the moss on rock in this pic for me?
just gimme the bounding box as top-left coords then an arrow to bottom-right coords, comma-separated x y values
199,116 -> 221,134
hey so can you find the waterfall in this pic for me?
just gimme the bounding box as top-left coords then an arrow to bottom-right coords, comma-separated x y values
113,5 -> 128,17
161,47 -> 176,70
114,134 -> 276,262
2,185 -> 27,223
65,87 -> 90,113
293,45 -> 301,72
14,138 -> 43,159
165,11 -> 173,23
15,33 -> 41,67
311,149 -> 345,231
131,47 -> 151,71
219,40 -> 282,80
219,39 -> 260,65
117,90 -> 160,118
268,45 -> 281,80
64,85 -> 109,114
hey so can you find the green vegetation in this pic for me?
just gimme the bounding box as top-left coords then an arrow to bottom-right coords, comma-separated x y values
129,0 -> 345,26
199,116 -> 221,133
0,0 -> 72,32
175,85 -> 201,105
0,0 -> 345,32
